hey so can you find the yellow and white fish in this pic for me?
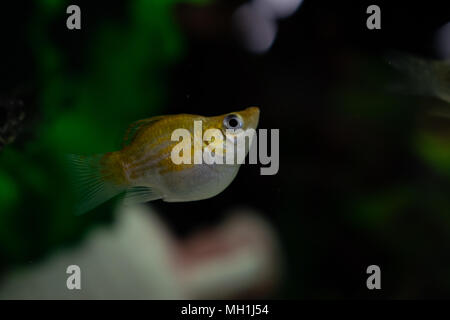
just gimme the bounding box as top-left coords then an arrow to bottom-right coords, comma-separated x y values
69,107 -> 260,214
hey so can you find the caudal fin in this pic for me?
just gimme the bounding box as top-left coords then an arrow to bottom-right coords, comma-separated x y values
387,52 -> 450,104
67,153 -> 126,215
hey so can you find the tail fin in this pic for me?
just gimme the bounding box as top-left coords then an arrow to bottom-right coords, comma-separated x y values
387,52 -> 450,104
67,153 -> 126,215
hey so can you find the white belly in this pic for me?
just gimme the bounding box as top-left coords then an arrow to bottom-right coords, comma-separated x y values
158,163 -> 241,202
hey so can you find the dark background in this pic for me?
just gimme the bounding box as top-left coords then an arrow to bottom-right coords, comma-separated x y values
1,0 -> 450,299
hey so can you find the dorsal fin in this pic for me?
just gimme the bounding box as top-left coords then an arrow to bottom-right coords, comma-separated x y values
122,115 -> 165,147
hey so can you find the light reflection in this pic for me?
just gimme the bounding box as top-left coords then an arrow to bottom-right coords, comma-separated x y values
233,0 -> 304,54
434,21 -> 450,59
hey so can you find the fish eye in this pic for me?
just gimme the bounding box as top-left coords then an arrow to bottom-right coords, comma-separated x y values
223,114 -> 243,129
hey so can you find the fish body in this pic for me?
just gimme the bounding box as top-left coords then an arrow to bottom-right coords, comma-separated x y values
69,107 -> 260,214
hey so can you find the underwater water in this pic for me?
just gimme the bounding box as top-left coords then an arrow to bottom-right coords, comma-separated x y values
1,0 -> 450,300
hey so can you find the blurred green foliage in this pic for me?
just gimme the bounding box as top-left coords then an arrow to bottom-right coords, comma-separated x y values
416,131 -> 450,177
0,0 -> 206,267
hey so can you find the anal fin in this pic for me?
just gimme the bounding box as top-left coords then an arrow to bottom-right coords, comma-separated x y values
123,186 -> 162,207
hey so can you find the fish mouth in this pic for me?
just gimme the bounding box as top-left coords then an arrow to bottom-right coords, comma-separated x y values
240,106 -> 260,130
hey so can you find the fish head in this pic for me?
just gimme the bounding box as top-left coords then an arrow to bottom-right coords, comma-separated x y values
202,107 -> 260,164
203,106 -> 260,134
223,106 -> 260,133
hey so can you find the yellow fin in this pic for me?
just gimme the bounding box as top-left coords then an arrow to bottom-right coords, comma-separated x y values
67,154 -> 126,215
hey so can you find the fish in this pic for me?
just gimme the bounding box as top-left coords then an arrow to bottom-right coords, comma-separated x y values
68,107 -> 260,215
387,52 -> 450,105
